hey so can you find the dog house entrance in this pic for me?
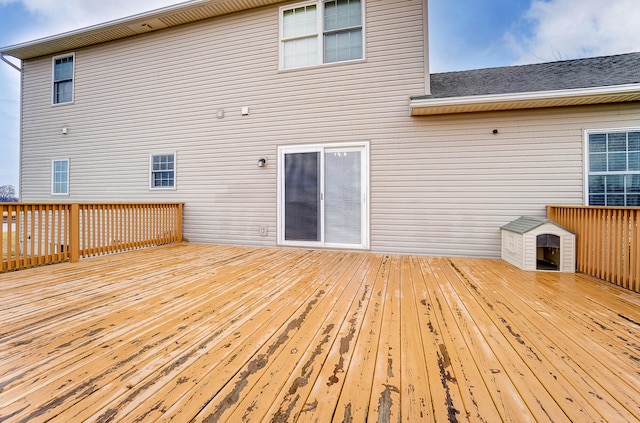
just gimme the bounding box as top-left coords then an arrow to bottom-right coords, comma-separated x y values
536,234 -> 560,271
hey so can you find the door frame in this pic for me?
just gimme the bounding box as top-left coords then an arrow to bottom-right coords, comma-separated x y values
277,141 -> 370,249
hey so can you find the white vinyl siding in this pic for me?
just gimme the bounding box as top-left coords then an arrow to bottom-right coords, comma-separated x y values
369,104 -> 639,257
52,53 -> 74,104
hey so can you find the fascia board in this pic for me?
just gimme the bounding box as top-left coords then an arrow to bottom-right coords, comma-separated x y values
410,84 -> 640,116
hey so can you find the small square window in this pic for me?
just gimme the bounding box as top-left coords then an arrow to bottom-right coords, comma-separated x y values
629,152 -> 640,171
628,132 -> 640,150
588,175 -> 605,194
588,133 -> 607,152
589,153 -> 606,172
607,133 -> 627,151
608,152 -> 627,172
150,153 -> 176,189
627,195 -> 640,206
627,175 -> 640,193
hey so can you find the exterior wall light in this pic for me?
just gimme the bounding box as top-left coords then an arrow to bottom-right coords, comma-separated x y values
257,158 -> 267,167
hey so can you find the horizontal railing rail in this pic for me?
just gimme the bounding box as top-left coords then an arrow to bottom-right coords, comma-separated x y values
547,205 -> 639,293
2,202 -> 183,272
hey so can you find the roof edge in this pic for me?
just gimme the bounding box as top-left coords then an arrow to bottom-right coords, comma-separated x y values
0,0 -> 208,58
1,0 -> 287,60
410,83 -> 640,116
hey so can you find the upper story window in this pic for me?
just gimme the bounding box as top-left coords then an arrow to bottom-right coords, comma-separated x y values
52,159 -> 69,195
587,129 -> 640,206
52,53 -> 74,104
150,153 -> 176,189
280,0 -> 363,70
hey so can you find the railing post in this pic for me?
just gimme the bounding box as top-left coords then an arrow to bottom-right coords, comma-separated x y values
546,205 -> 555,221
70,203 -> 80,263
176,203 -> 183,243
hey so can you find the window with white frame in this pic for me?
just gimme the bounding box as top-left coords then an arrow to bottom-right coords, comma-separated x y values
52,159 -> 69,195
150,153 -> 176,189
280,0 -> 363,69
53,54 -> 74,104
587,129 -> 640,206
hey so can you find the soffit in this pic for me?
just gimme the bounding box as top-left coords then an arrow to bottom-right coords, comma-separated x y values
1,0 -> 285,60
409,84 -> 640,116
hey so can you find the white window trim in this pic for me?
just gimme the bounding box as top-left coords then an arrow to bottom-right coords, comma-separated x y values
51,159 -> 70,196
584,127 -> 640,206
277,141 -> 370,249
279,0 -> 366,70
51,53 -> 75,106
149,152 -> 177,190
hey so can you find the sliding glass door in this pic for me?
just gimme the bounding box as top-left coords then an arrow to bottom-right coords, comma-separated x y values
283,151 -> 321,242
279,143 -> 369,249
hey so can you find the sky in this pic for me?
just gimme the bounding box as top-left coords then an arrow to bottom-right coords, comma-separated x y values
1,0 -> 640,193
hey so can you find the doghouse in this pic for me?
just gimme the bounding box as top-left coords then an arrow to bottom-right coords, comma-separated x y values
501,216 -> 575,273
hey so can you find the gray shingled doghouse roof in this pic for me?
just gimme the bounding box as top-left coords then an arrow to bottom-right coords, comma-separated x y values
501,216 -> 574,235
415,52 -> 640,100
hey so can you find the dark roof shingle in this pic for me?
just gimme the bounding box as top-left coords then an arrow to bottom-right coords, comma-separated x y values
419,52 -> 640,100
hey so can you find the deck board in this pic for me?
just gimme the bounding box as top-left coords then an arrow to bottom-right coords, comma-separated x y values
0,244 -> 639,422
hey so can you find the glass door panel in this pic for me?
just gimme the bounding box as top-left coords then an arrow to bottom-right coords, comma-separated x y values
324,150 -> 361,244
284,151 -> 321,241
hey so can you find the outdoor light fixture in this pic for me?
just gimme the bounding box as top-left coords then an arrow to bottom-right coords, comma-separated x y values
257,158 -> 267,167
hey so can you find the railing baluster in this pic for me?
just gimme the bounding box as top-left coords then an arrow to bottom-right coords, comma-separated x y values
547,205 -> 640,293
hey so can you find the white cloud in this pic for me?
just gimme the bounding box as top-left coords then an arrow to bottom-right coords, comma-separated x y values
506,0 -> 640,64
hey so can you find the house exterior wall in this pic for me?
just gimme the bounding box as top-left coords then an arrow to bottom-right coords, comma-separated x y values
398,103 -> 639,257
18,1 -> 640,257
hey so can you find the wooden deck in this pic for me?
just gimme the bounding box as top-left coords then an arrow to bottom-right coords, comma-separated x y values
0,244 -> 639,422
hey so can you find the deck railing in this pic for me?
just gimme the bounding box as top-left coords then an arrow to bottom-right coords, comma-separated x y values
1,202 -> 183,272
547,205 -> 640,293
